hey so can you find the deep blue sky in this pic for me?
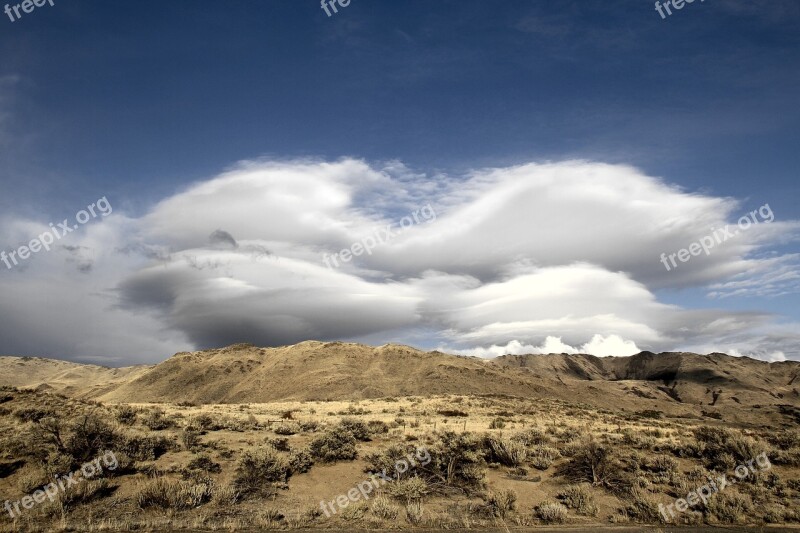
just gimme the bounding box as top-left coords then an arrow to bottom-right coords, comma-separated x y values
3,1 -> 798,214
1,0 -> 799,362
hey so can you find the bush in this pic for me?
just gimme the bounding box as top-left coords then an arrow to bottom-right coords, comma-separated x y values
530,445 -> 560,470
706,491 -> 753,524
234,446 -> 292,497
186,454 -> 221,474
643,455 -> 678,473
694,427 -> 767,471
136,477 -> 213,509
367,420 -> 390,435
556,484 -> 598,516
115,406 -> 138,425
489,418 -> 506,429
437,409 -> 468,417
289,448 -> 314,474
273,423 -> 299,436
427,431 -> 486,490
120,434 -> 174,461
485,488 -> 517,518
535,501 -> 568,523
556,439 -> 630,492
14,407 -> 55,423
338,418 -> 371,441
182,429 -> 200,451
371,495 -> 400,519
484,437 -> 527,466
387,477 -> 429,504
141,409 -> 175,431
60,478 -> 115,510
363,444 -> 426,481
309,430 -> 357,463
622,489 -> 663,522
512,428 -> 549,446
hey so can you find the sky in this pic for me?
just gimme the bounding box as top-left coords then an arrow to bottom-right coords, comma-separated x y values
0,0 -> 799,365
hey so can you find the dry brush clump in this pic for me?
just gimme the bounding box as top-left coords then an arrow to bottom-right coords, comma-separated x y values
556,484 -> 598,516
136,477 -> 214,510
534,500 -> 568,523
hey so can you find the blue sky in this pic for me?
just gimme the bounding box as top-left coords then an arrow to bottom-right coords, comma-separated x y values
1,0 -> 799,364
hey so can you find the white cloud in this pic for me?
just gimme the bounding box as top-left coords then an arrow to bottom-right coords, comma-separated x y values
1,158 -> 798,363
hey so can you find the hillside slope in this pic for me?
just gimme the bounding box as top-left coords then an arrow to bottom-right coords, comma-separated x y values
0,356 -> 152,398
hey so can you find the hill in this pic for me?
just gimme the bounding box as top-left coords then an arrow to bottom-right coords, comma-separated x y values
0,343 -> 798,427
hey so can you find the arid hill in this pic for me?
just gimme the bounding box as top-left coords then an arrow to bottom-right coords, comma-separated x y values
0,343 -> 798,427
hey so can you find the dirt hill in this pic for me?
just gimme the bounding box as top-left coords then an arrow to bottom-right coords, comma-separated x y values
0,343 -> 798,427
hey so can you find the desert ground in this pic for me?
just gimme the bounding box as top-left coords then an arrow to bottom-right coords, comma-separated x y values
0,343 -> 798,531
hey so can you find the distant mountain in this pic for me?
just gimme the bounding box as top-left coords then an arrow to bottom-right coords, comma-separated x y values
1,343 -> 798,427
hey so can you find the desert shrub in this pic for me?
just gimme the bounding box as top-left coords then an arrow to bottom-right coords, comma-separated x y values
309,430 -> 357,463
484,437 -> 527,466
437,409 -> 468,417
60,478 -> 115,509
141,409 -> 174,431
338,404 -> 370,416
556,439 -> 630,492
115,406 -> 138,425
182,429 -> 200,451
280,410 -> 294,420
485,488 -> 517,518
364,444 -> 427,481
621,429 -> 656,450
61,414 -> 118,465
340,500 -> 369,521
636,410 -> 663,419
405,500 -> 424,524
556,484 -> 598,516
767,430 -> 800,451
136,477 -> 213,509
234,446 -> 292,497
643,454 -> 678,473
367,420 -> 390,434
299,420 -> 320,432
338,418 -> 371,441
16,465 -> 50,494
273,423 -> 299,436
289,448 -> 314,473
489,418 -> 507,429
387,476 -> 429,504
530,445 -> 560,470
15,407 -> 56,423
427,431 -> 486,490
512,428 -> 549,446
694,427 -> 767,470
192,413 -> 216,431
268,437 -> 291,452
371,495 -> 400,519
212,483 -> 240,505
554,427 -> 582,444
706,491 -> 753,523
120,434 -> 174,461
0,394 -> 12,404
186,454 -> 221,474
534,501 -> 568,523
622,488 -> 663,523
